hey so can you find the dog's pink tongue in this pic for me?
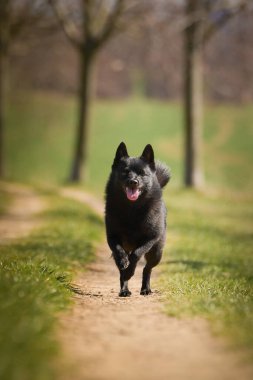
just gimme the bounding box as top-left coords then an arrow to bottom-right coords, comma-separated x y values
126,187 -> 140,201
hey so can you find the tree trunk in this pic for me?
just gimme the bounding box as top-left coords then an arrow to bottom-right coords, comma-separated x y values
0,44 -> 8,179
183,0 -> 204,188
0,2 -> 10,180
0,51 -> 5,178
69,50 -> 93,182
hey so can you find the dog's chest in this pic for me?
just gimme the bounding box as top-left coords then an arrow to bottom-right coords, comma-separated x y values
122,237 -> 136,254
119,217 -> 152,253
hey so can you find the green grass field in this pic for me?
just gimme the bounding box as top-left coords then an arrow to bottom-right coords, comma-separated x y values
6,92 -> 253,193
2,91 -> 253,361
160,189 -> 253,353
0,191 -> 103,380
0,188 -> 10,215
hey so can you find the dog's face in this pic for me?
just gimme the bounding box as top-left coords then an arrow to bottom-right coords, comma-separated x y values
111,142 -> 158,202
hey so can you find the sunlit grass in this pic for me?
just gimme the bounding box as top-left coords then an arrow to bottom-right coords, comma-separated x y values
0,190 -> 103,380
6,92 -> 253,193
160,189 -> 253,354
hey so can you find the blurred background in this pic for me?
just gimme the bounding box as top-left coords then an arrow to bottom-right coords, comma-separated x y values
1,0 -> 252,194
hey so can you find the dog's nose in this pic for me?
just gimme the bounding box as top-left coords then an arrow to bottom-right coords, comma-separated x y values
128,179 -> 138,187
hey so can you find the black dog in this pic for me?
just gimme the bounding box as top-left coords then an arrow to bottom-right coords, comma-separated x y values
105,142 -> 170,296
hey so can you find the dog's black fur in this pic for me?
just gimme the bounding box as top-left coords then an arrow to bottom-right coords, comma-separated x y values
105,142 -> 170,297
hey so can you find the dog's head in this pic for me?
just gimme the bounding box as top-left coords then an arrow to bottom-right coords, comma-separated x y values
111,142 -> 159,202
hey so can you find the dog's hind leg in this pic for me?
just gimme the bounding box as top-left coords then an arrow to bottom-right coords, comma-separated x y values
140,244 -> 162,295
119,274 -> 131,297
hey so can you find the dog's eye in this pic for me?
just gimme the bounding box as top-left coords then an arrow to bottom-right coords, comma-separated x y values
137,169 -> 145,176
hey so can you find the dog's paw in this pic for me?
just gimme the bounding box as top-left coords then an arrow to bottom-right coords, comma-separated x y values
119,289 -> 131,297
119,255 -> 130,270
113,252 -> 130,270
140,288 -> 152,296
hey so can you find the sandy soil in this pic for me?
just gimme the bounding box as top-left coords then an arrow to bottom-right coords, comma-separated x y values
0,183 -> 44,244
59,188 -> 253,380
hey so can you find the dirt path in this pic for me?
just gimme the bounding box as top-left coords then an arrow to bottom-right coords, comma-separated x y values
59,188 -> 253,380
0,183 -> 44,244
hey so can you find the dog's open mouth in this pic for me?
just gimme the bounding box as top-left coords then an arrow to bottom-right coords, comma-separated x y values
125,187 -> 141,201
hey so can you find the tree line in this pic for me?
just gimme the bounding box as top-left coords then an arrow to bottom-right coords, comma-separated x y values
0,0 -> 252,187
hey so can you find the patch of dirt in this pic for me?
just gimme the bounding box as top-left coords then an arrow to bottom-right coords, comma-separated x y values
59,188 -> 253,380
61,188 -> 104,216
0,182 -> 44,243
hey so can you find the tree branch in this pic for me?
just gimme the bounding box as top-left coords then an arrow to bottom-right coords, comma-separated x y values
95,0 -> 125,47
10,1 -> 52,40
82,0 -> 93,40
48,0 -> 83,49
203,0 -> 251,42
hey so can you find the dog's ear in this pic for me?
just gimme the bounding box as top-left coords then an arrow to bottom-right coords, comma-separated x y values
113,142 -> 129,167
141,144 -> 155,170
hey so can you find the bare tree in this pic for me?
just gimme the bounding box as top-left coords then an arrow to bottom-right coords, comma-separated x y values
0,0 -> 53,178
183,0 -> 251,187
49,0 -> 136,182
0,3 -> 9,178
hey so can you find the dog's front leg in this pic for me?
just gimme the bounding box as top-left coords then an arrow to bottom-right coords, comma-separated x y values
120,253 -> 138,282
107,234 -> 130,270
132,237 -> 159,262
112,247 -> 130,270
119,273 -> 131,297
120,237 -> 159,283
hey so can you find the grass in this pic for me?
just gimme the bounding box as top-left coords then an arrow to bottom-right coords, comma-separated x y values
160,189 -> 253,354
0,190 -> 103,380
3,91 -> 253,357
5,92 -> 253,193
0,188 -> 10,215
